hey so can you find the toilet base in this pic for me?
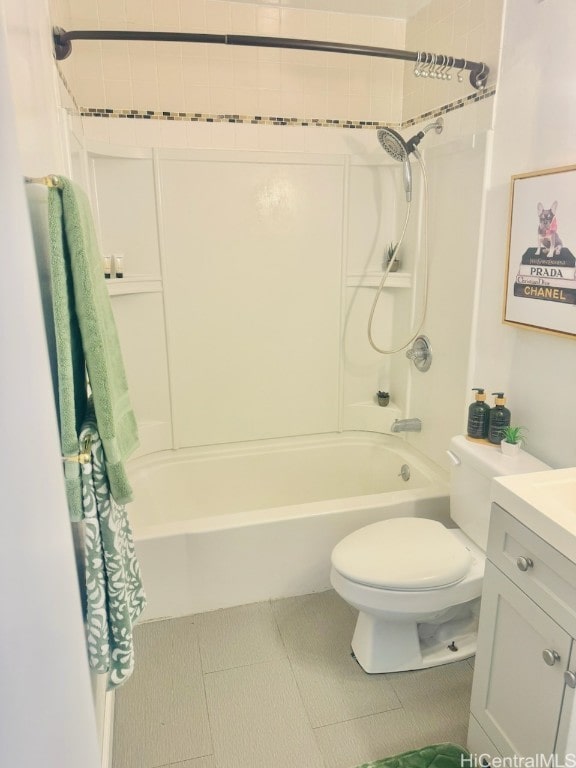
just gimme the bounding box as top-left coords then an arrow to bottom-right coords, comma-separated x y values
351,599 -> 479,674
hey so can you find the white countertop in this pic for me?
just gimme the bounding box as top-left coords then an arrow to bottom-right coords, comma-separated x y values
492,467 -> 576,563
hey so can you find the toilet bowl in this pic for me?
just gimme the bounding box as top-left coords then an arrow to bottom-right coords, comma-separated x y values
331,518 -> 485,673
330,435 -> 550,674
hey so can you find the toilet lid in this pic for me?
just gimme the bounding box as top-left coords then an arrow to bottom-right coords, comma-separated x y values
331,518 -> 472,590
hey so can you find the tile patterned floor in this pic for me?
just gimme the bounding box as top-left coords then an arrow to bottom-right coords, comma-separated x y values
113,590 -> 474,768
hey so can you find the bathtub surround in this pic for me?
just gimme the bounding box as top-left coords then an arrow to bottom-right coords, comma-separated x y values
77,123 -> 490,472
112,591 -> 474,768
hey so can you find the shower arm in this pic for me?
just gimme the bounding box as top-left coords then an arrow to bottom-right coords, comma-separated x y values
52,27 -> 489,90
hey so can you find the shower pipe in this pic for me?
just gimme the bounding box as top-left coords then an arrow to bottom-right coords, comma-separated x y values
52,27 -> 489,90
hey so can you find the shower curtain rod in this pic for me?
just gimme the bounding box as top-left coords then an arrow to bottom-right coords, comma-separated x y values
52,27 -> 489,90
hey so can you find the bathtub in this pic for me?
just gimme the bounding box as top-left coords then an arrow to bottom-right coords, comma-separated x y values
129,431 -> 450,620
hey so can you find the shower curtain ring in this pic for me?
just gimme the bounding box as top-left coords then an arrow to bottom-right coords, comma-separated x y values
457,59 -> 467,82
476,62 -> 488,88
420,52 -> 430,78
435,53 -> 446,80
429,53 -> 438,78
438,55 -> 448,80
446,56 -> 454,80
414,51 -> 422,77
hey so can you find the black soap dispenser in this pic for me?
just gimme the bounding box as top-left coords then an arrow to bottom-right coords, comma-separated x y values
488,392 -> 511,444
467,388 -> 490,439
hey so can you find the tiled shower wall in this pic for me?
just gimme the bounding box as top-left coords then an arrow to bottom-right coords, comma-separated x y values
54,0 -> 405,124
402,0 -> 503,121
51,0 -> 502,131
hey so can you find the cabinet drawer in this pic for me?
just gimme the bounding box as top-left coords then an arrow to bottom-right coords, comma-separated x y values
488,504 -> 576,635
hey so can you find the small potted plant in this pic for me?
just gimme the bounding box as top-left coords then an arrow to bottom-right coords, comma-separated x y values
384,242 -> 400,272
376,390 -> 390,407
499,425 -> 527,456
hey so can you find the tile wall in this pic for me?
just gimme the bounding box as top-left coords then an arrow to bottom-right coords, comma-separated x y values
51,0 -> 501,135
55,0 -> 405,124
402,0 -> 503,121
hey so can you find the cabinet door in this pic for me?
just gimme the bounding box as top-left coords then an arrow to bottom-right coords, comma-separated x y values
471,562 -> 572,758
556,643 -> 576,757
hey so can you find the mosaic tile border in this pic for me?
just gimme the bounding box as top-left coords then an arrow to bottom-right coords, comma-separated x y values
76,85 -> 495,130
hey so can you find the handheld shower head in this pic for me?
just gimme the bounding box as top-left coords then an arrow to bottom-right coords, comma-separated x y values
376,127 -> 412,202
376,118 -> 444,202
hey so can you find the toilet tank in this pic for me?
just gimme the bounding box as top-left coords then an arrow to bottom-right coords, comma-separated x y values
447,435 -> 550,552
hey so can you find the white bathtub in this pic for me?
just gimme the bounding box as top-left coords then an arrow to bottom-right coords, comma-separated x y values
129,431 -> 450,619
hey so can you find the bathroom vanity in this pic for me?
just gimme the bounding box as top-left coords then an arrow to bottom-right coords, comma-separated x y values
469,468 -> 576,760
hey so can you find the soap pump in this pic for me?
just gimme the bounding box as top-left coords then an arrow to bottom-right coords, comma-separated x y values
467,388 -> 490,439
488,392 -> 511,444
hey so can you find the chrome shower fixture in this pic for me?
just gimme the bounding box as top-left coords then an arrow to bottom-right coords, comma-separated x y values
376,118 -> 443,202
406,116 -> 444,154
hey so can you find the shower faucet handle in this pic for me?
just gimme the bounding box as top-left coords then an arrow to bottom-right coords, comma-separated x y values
405,335 -> 432,372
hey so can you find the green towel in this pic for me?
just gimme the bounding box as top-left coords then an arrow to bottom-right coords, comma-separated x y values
48,178 -> 138,509
47,185 -> 88,519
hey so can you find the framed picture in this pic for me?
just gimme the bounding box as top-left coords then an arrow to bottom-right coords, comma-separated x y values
503,164 -> 576,338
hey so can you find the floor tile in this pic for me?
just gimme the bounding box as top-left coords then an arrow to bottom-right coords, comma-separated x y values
112,617 -> 212,768
387,658 -> 474,713
204,658 -> 324,768
272,590 -> 402,727
195,600 -> 286,673
114,592 -> 474,768
314,694 -> 471,768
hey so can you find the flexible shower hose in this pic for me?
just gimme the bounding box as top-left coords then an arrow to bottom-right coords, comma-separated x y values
367,150 -> 430,354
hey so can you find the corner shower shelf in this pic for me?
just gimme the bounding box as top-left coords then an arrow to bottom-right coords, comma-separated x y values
106,275 -> 162,296
346,272 -> 412,289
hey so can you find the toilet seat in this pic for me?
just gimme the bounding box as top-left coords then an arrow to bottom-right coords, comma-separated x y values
331,518 -> 472,591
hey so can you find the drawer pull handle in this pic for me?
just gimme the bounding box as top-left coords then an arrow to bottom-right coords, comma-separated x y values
565,671 -> 576,689
543,649 -> 561,666
517,556 -> 534,571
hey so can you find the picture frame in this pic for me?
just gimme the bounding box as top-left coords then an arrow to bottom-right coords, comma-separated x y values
503,164 -> 576,339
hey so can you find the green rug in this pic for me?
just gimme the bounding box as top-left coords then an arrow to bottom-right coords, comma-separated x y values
355,742 -> 470,768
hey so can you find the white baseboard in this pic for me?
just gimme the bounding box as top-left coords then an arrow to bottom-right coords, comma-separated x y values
101,690 -> 115,768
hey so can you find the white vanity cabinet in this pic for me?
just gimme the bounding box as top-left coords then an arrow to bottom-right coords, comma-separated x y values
469,502 -> 576,760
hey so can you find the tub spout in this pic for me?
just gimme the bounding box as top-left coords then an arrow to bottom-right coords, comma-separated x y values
391,418 -> 422,433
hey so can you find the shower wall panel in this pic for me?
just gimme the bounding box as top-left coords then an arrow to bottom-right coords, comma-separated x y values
343,161 -> 406,417
88,149 -> 173,456
406,133 -> 489,469
158,150 -> 345,448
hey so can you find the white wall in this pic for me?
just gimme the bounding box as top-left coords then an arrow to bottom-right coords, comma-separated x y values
472,0 -> 576,469
0,0 -> 100,765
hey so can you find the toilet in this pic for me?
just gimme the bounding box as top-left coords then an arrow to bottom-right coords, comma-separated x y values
330,435 -> 550,674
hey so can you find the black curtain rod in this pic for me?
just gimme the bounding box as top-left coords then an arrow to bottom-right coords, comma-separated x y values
53,27 -> 489,90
